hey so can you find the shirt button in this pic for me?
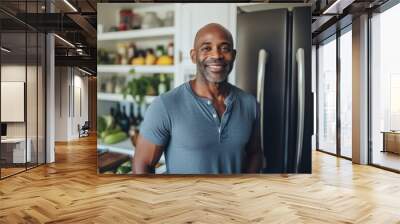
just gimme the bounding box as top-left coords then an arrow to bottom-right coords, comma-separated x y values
207,100 -> 212,105
218,128 -> 221,133
213,113 -> 217,118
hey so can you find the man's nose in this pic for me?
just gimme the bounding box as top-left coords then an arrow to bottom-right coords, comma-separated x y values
209,48 -> 223,59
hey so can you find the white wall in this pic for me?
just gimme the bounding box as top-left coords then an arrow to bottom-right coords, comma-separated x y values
71,73 -> 89,138
54,67 -> 69,141
54,67 -> 89,141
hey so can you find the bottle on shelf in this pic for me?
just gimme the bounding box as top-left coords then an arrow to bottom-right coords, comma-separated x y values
167,42 -> 174,57
158,73 -> 167,95
129,103 -> 137,128
155,45 -> 165,58
136,104 -> 144,128
115,103 -> 122,127
120,105 -> 130,133
127,43 -> 136,63
128,103 -> 139,147
109,107 -> 117,129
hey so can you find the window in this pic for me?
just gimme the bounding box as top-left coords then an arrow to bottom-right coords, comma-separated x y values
390,74 -> 400,130
370,2 -> 400,171
0,1 -> 47,179
339,28 -> 352,158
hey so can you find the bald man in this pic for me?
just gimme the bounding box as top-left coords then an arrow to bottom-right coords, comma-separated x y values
133,23 -> 262,174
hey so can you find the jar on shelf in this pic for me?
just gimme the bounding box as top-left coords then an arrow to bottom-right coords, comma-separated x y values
163,11 -> 174,27
119,9 -> 133,30
131,11 -> 142,29
117,43 -> 128,65
100,78 -> 107,93
110,75 -> 118,93
108,52 -> 117,64
114,76 -> 126,94
105,77 -> 113,93
142,12 -> 162,29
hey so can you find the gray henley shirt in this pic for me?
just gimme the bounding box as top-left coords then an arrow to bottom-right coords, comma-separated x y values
140,81 -> 258,174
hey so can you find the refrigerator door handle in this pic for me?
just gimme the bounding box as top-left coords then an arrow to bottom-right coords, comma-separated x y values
257,49 -> 268,157
295,48 -> 305,173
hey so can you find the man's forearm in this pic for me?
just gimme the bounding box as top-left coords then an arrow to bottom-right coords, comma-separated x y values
132,157 -> 155,174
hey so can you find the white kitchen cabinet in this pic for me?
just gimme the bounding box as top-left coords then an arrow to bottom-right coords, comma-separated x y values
176,3 -> 237,85
97,3 -> 179,76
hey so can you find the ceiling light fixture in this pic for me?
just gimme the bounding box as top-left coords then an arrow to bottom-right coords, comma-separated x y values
1,47 -> 11,53
63,0 -> 78,12
78,67 -> 92,76
54,34 -> 75,48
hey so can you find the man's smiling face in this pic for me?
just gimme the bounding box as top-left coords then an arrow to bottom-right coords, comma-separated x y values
191,24 -> 236,83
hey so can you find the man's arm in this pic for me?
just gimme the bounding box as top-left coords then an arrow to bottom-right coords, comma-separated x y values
132,134 -> 164,174
242,121 -> 263,173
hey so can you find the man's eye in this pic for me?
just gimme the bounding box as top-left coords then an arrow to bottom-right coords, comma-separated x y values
221,47 -> 231,52
201,47 -> 211,51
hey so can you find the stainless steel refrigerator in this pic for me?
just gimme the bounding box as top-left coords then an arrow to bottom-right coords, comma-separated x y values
236,6 -> 312,173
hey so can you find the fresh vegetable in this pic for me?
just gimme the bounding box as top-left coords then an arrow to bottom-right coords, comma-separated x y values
104,115 -> 114,129
100,127 -> 122,140
131,56 -> 145,65
103,131 -> 128,145
120,160 -> 132,168
156,55 -> 173,65
97,116 -> 107,134
116,160 -> 132,174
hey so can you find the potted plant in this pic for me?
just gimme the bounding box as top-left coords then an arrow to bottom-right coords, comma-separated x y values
122,69 -> 159,104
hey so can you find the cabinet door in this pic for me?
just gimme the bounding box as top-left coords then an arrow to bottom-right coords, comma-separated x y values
179,3 -> 232,62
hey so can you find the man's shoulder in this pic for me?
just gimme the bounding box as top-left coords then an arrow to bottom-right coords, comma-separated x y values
230,84 -> 258,119
153,82 -> 189,110
159,82 -> 187,101
146,83 -> 188,119
230,84 -> 256,103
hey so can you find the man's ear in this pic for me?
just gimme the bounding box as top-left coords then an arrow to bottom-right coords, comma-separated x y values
190,49 -> 196,64
232,49 -> 237,61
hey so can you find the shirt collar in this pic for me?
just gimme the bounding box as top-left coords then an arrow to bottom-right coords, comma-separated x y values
185,81 -> 236,106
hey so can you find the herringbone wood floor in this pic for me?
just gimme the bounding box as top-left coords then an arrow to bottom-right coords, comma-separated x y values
0,135 -> 400,224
